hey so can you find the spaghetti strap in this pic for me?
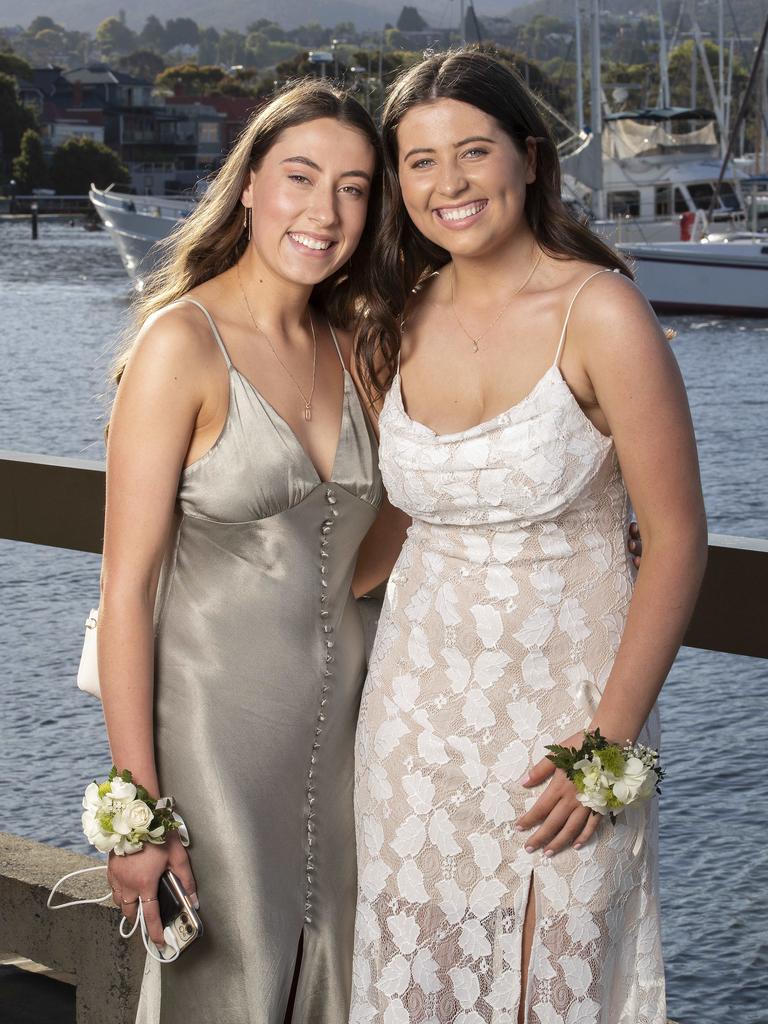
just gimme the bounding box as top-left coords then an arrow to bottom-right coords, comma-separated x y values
553,268 -> 619,368
177,297 -> 232,368
327,321 -> 346,370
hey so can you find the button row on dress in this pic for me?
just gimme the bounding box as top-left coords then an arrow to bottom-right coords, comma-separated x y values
304,487 -> 339,925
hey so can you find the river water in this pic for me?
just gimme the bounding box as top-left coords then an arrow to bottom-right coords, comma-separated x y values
0,219 -> 766,1023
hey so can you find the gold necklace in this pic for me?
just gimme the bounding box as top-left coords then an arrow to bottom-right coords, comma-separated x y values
236,264 -> 318,421
450,248 -> 543,353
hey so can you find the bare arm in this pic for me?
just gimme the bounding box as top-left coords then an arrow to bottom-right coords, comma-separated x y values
352,495 -> 411,597
100,306 -> 216,937
345,328 -> 411,598
581,277 -> 707,741
518,276 -> 707,854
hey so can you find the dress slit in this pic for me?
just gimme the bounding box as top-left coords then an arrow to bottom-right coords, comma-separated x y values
283,929 -> 304,1024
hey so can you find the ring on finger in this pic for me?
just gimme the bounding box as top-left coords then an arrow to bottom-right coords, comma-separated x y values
122,896 -> 139,905
140,896 -> 158,904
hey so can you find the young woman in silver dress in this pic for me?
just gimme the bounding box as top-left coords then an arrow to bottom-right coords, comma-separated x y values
99,81 -> 402,1024
351,50 -> 707,1024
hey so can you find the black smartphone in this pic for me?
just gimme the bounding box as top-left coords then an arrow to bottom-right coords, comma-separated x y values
157,869 -> 203,957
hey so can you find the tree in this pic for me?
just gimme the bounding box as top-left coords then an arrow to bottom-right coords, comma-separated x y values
12,129 -> 48,190
155,63 -> 226,95
0,52 -> 33,80
50,137 -> 130,194
396,6 -> 427,32
27,16 -> 60,35
218,30 -> 247,67
139,15 -> 167,53
0,72 -> 36,170
197,27 -> 220,65
95,17 -> 138,56
117,50 -> 166,82
165,18 -> 199,49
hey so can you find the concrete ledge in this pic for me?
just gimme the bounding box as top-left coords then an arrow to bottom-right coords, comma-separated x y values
0,833 -> 143,1023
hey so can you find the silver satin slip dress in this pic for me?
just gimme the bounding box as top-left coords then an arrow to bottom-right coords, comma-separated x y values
148,298 -> 382,1023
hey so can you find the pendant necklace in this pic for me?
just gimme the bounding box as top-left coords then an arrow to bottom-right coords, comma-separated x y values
236,264 -> 317,421
450,248 -> 542,353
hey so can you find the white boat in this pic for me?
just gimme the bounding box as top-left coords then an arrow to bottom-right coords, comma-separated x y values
618,238 -> 768,315
89,184 -> 194,288
562,109 -> 752,246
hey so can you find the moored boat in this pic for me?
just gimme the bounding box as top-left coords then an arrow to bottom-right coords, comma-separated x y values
619,238 -> 768,315
88,184 -> 194,288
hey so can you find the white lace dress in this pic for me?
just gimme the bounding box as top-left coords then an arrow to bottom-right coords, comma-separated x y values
350,273 -> 666,1023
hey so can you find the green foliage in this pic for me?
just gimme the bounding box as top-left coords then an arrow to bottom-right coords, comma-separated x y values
139,15 -> 167,53
95,16 -> 138,56
197,27 -> 220,65
0,52 -> 33,80
218,29 -> 248,67
668,39 -> 749,109
27,16 -> 61,35
397,6 -> 428,32
165,17 -> 199,50
11,129 -> 47,190
546,728 -> 613,774
50,136 -> 130,194
0,72 -> 36,169
117,49 -> 166,82
384,28 -> 408,50
155,63 -> 225,95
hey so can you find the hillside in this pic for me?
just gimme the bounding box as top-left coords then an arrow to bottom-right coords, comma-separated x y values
0,0 -> 521,34
506,0 -> 766,38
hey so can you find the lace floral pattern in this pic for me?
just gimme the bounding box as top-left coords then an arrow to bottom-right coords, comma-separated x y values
350,366 -> 665,1024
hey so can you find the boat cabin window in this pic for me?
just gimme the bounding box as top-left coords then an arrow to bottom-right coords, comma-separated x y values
687,183 -> 715,209
718,182 -> 740,210
607,190 -> 641,217
655,186 -> 688,216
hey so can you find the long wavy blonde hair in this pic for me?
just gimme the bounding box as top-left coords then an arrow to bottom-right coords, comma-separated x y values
112,79 -> 382,386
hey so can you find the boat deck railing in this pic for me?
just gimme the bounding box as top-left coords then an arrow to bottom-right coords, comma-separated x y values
1,450 -> 766,1021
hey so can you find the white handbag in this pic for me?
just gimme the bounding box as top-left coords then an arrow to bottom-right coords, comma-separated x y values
77,608 -> 101,699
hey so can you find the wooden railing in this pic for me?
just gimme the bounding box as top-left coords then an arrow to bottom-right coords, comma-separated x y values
2,450 -> 766,659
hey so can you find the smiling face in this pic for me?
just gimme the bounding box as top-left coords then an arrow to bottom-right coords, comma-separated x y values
396,98 -> 536,260
241,117 -> 376,287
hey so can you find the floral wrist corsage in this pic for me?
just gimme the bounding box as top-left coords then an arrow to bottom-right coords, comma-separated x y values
546,729 -> 664,822
82,766 -> 181,856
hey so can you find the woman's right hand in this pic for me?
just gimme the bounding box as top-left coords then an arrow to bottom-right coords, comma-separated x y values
107,832 -> 197,946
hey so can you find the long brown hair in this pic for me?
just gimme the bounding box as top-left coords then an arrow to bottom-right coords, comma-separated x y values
113,79 -> 382,386
356,48 -> 632,403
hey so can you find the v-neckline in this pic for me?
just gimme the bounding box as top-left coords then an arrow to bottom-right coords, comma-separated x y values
233,365 -> 349,485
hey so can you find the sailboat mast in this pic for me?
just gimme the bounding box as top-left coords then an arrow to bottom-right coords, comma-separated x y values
589,0 -> 605,217
718,0 -> 725,155
575,0 -> 584,131
656,0 -> 671,107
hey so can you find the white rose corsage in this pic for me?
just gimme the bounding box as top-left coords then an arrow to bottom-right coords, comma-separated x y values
82,766 -> 181,856
546,729 -> 664,822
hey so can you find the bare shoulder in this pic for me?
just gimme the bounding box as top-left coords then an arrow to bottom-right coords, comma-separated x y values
126,299 -> 224,383
567,267 -> 667,365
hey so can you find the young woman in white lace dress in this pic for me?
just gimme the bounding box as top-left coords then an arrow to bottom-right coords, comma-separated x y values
350,52 -> 707,1023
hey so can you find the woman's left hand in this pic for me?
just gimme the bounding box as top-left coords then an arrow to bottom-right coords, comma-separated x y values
628,521 -> 642,568
515,732 -> 603,856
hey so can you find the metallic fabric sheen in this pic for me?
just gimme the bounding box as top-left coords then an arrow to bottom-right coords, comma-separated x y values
146,301 -> 382,1023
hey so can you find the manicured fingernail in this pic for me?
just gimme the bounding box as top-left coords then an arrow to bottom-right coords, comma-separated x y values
518,774 -> 531,786
525,845 -> 536,854
573,843 -> 582,850
190,893 -> 200,910
544,849 -> 554,858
